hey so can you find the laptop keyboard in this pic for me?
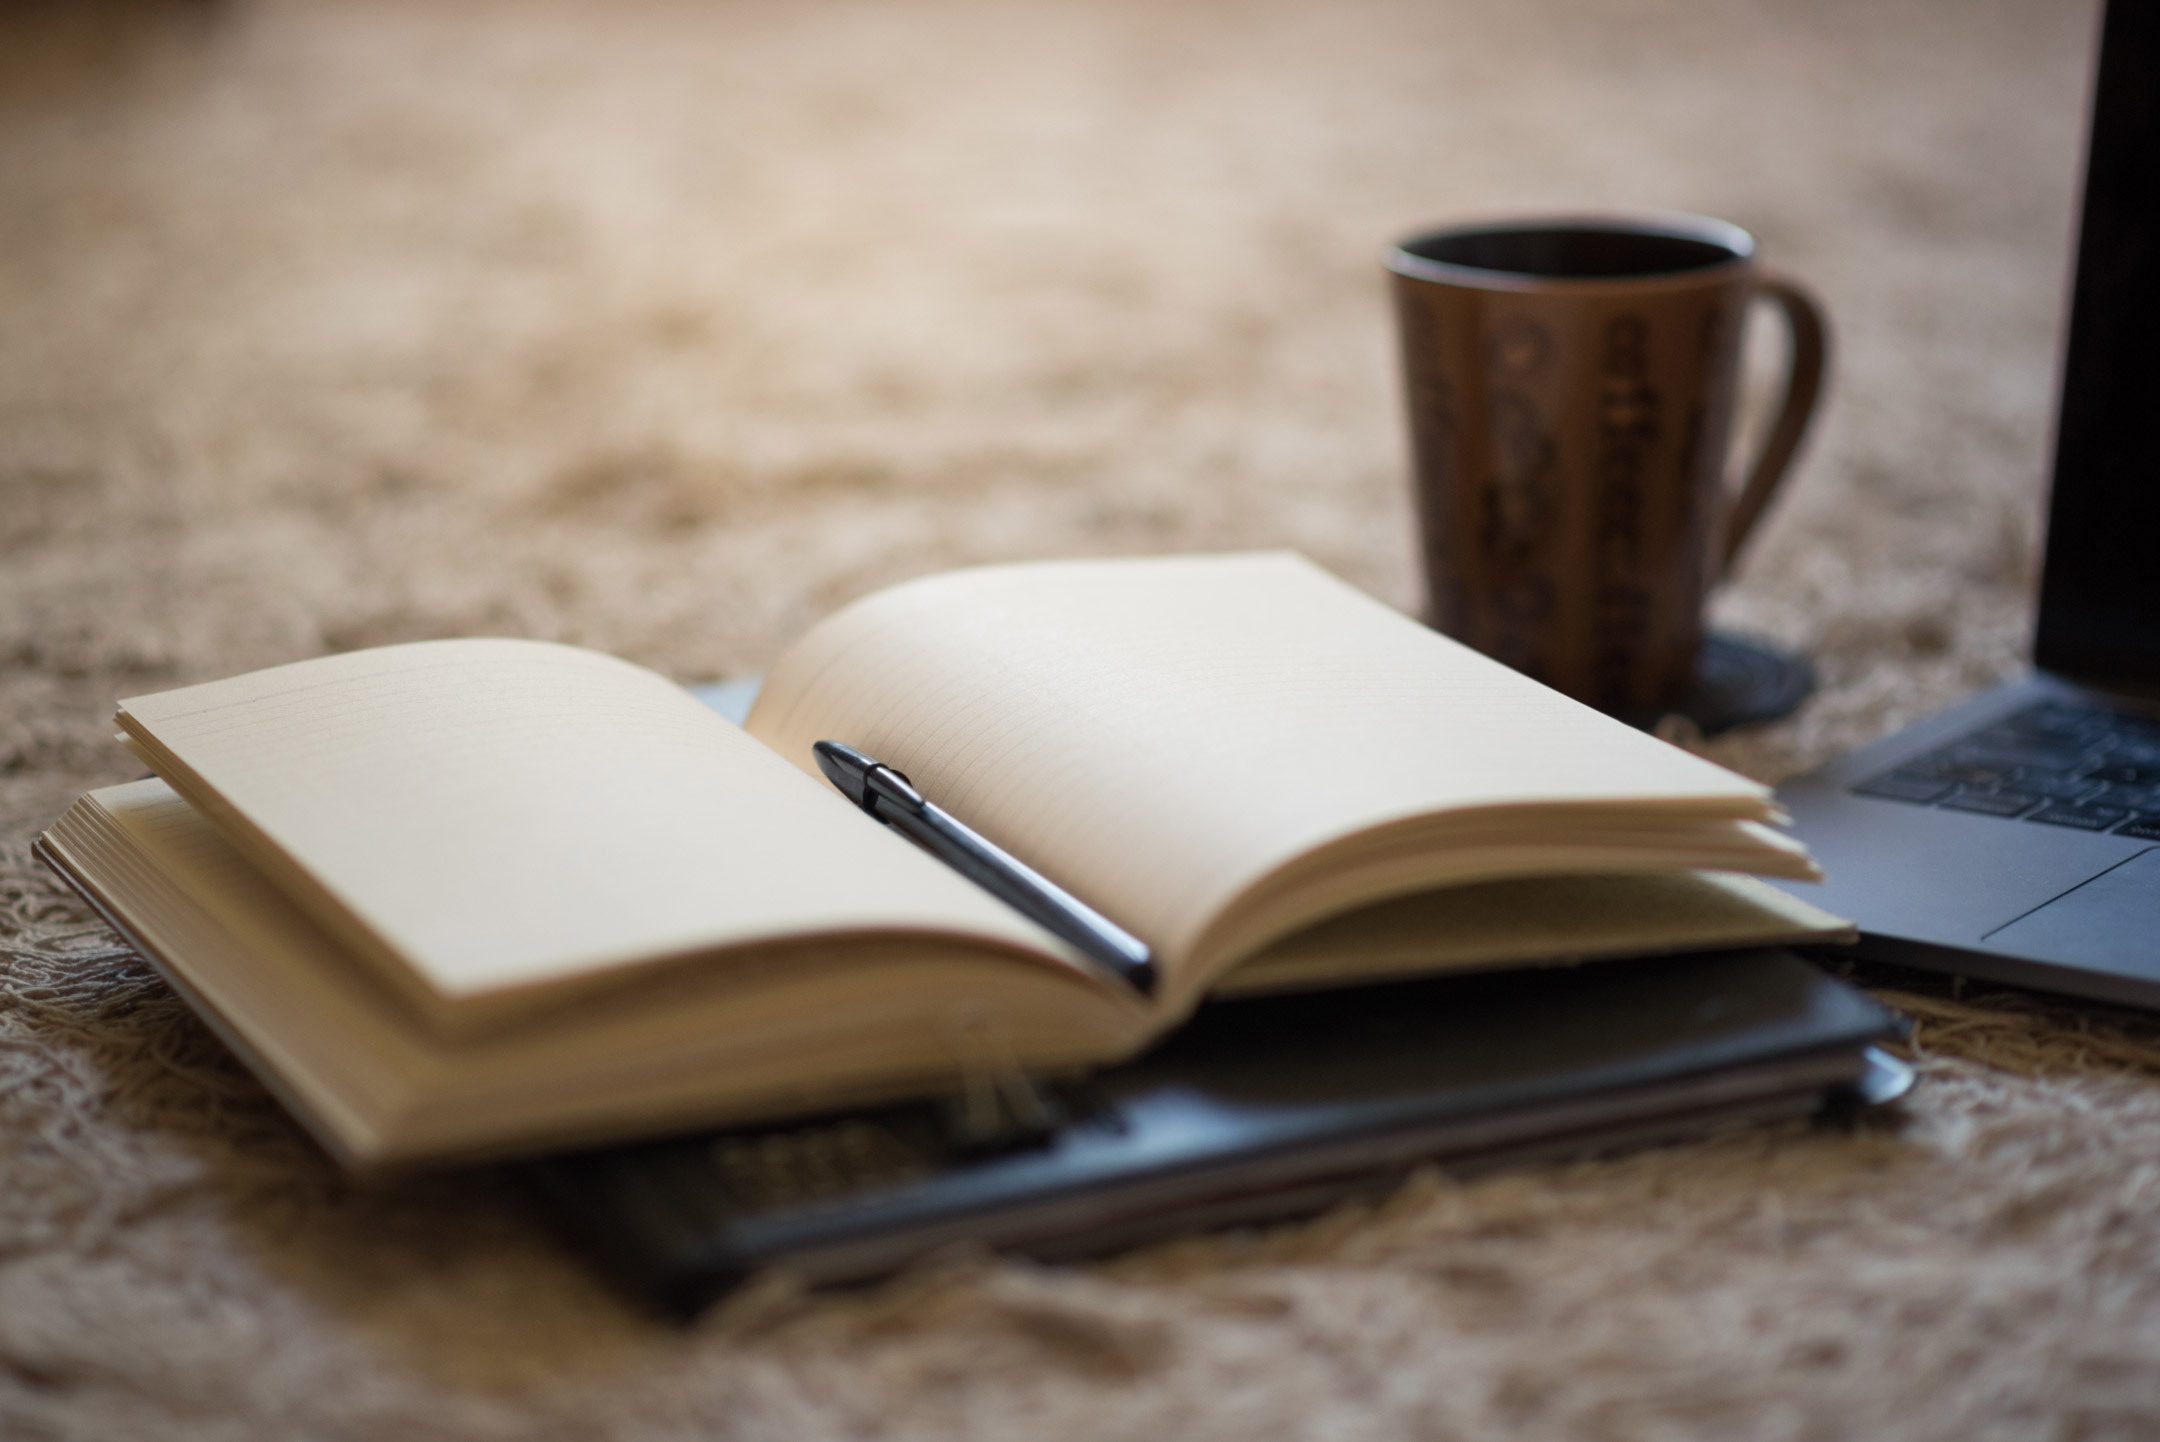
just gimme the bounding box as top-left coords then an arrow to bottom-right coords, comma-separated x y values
1852,699 -> 2160,842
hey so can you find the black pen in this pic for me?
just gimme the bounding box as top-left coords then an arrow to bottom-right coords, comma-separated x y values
812,740 -> 1156,997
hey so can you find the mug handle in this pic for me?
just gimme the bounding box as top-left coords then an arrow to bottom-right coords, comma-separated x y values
1718,274 -> 1830,575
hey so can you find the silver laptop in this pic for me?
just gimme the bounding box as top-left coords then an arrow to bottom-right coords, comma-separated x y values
1772,0 -> 2160,1008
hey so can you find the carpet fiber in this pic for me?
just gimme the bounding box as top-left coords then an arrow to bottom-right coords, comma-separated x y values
7,1 -> 2157,1436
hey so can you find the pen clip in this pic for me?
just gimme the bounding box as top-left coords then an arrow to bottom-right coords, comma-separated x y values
862,763 -> 927,819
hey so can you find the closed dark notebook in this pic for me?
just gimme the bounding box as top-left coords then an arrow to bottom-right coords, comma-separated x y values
528,948 -> 1901,1317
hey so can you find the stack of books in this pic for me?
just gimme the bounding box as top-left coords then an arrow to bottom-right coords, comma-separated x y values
40,552 -> 1901,1311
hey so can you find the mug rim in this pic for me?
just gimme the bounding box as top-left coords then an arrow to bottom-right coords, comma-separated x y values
1386,210 -> 1757,291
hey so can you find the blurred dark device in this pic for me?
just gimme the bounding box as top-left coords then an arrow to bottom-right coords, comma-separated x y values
527,948 -> 1904,1318
1773,0 -> 2160,1006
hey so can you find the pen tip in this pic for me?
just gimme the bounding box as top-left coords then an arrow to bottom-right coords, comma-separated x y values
812,740 -> 874,808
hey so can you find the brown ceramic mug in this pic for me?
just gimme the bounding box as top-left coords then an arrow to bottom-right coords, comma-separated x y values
1387,213 -> 1827,717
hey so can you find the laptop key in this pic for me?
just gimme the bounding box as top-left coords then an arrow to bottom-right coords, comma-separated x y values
1907,758 -> 2019,786
1854,773 -> 1955,804
1941,788 -> 2042,817
2028,801 -> 2132,831
2084,762 -> 2160,787
1950,742 -> 2096,774
2014,773 -> 2104,801
2004,703 -> 2118,743
2117,813 -> 2160,842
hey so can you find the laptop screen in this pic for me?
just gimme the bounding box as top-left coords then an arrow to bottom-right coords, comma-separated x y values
2033,0 -> 2160,690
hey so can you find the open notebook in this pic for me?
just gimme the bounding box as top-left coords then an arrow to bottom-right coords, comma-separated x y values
41,553 -> 1849,1166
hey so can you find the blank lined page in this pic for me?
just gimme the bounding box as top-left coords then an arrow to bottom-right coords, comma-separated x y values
119,640 -> 1066,1013
746,553 -> 1784,986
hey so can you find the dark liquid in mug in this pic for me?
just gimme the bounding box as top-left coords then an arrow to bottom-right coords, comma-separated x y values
1400,227 -> 1740,280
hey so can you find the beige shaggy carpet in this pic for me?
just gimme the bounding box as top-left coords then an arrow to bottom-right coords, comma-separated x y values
6,0 -> 2156,1437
